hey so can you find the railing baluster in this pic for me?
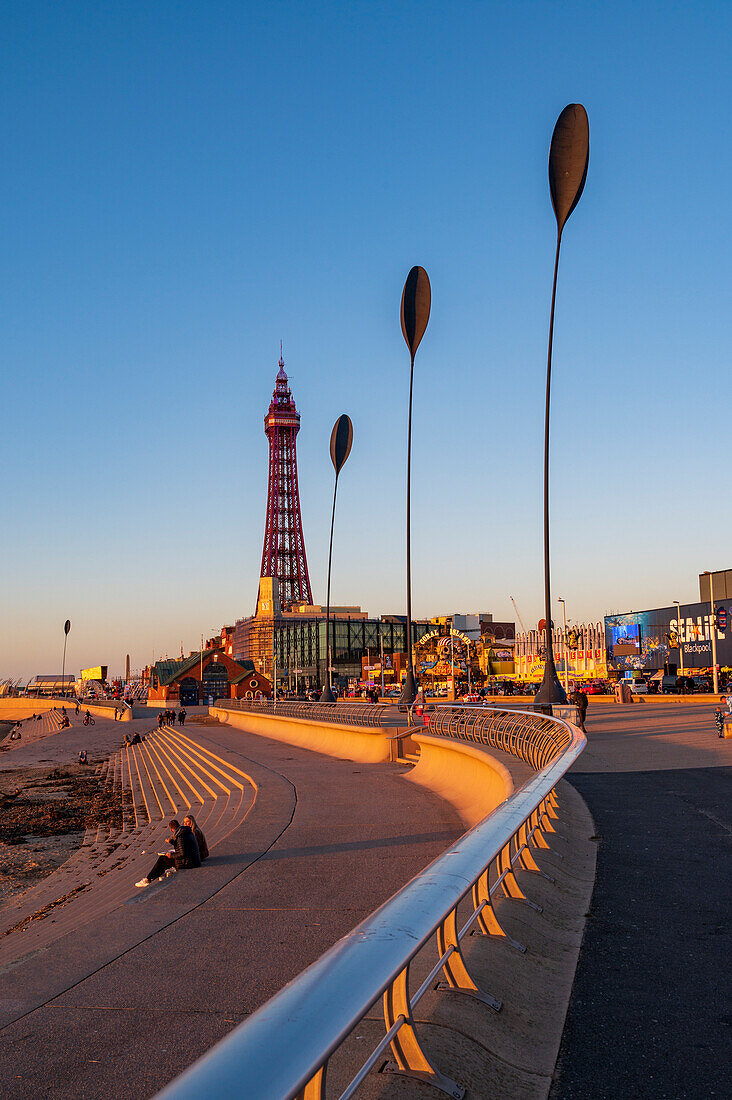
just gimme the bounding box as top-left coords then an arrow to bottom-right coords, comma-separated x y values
516,818 -> 554,881
295,1064 -> 326,1099
472,866 -> 526,952
435,906 -> 502,1010
383,964 -> 465,1099
498,837 -> 542,912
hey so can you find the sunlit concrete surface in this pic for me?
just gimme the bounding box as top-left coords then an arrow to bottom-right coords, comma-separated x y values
212,704 -> 396,763
0,719 -> 463,1099
320,778 -> 596,1100
551,701 -> 731,1099
406,730 -> 515,826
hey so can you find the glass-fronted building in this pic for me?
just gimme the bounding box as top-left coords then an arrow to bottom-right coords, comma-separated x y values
233,610 -> 432,692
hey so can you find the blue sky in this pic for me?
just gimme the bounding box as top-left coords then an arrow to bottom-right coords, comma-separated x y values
1,1 -> 730,678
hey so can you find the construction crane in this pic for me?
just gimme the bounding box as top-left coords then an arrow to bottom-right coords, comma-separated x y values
509,596 -> 527,634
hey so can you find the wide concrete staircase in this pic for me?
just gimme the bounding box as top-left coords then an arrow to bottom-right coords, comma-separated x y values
0,707 -> 72,752
0,725 -> 255,966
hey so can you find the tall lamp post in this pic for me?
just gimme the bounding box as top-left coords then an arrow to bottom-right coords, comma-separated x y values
674,600 -> 685,679
557,597 -> 569,695
399,266 -> 431,706
61,619 -> 71,698
536,104 -> 590,708
379,630 -> 385,698
703,572 -> 719,694
320,414 -> 354,702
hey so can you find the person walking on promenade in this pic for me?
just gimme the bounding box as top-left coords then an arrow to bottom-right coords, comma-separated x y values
569,686 -> 588,731
136,819 -> 200,887
178,708 -> 186,726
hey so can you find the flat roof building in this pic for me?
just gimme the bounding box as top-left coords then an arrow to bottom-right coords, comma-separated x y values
232,579 -> 432,692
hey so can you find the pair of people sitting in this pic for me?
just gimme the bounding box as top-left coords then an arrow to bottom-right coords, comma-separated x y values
135,814 -> 208,887
123,732 -> 142,746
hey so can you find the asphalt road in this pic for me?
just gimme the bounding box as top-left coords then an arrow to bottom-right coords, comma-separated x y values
551,703 -> 731,1099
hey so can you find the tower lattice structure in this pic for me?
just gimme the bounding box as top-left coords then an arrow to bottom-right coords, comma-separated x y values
260,355 -> 313,609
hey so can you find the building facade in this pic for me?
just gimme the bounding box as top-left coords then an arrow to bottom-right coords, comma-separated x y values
147,649 -> 271,705
233,580 -> 432,692
514,623 -> 607,681
605,600 -> 731,674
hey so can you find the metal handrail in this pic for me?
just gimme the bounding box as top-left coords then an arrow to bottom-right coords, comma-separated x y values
157,707 -> 584,1100
427,704 -> 571,769
213,698 -> 389,729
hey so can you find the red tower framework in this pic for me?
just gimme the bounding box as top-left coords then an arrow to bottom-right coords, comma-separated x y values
260,355 -> 313,608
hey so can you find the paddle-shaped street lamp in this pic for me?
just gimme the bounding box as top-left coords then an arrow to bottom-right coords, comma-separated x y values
535,104 -> 589,707
61,619 -> 71,698
320,414 -> 354,702
399,266 -> 431,706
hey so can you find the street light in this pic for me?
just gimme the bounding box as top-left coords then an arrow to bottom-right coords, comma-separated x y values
399,266 -> 431,706
557,598 -> 569,695
702,572 -> 719,693
535,104 -> 589,708
320,413 -> 353,702
61,619 -> 71,698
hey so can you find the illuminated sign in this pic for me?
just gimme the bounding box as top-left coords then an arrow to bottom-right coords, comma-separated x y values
611,625 -> 641,656
81,666 -> 108,682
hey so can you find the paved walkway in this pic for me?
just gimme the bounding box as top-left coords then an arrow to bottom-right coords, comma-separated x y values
551,701 -> 731,1099
0,717 -> 464,1098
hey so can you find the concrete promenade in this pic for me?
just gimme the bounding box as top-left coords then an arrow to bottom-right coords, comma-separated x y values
553,700 -> 731,1099
1,701 -> 727,1098
0,713 -> 464,1098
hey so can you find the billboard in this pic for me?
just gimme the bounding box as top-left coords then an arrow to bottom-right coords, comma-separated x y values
606,603 -> 730,671
611,624 -> 642,656
81,666 -> 108,682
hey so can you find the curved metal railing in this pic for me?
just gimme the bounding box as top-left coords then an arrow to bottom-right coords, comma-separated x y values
213,698 -> 390,729
426,704 -> 572,769
157,706 -> 584,1100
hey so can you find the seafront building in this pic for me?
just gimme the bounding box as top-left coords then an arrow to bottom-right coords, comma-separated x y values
232,577 -> 433,694
604,569 -> 732,678
146,642 -> 272,705
514,623 -> 607,682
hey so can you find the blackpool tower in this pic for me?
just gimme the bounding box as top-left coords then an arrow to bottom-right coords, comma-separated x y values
259,353 -> 313,608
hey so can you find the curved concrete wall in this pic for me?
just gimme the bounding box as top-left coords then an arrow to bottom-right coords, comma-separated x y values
406,731 -> 514,828
211,710 -> 514,824
211,706 -> 393,764
0,699 -> 131,722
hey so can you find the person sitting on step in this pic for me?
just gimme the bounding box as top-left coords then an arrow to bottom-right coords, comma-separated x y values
183,813 -> 209,861
136,818 -> 200,887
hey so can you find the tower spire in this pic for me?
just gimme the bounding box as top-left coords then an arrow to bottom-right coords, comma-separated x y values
260,353 -> 313,608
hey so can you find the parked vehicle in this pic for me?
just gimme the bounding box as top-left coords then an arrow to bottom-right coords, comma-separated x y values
628,678 -> 648,694
661,675 -> 680,693
584,679 -> 609,695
